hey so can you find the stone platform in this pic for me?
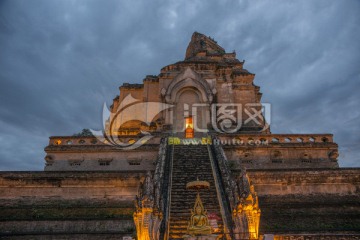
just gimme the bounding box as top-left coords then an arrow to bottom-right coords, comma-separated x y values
0,169 -> 359,237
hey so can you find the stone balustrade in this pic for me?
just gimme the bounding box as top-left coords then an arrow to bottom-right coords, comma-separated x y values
218,133 -> 334,145
48,134 -> 334,147
48,135 -> 161,146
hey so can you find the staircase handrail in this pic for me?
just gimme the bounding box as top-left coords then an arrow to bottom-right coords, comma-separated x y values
157,137 -> 174,240
208,134 -> 236,239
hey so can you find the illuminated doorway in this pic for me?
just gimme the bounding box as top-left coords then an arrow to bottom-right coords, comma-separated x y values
185,116 -> 194,138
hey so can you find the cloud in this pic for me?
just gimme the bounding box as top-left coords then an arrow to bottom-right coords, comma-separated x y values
0,0 -> 359,170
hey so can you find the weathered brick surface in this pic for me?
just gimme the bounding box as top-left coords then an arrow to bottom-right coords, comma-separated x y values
245,169 -> 360,234
1,169 -> 359,236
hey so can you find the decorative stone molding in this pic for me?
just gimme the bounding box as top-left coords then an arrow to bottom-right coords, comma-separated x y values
44,155 -> 54,161
329,150 -> 339,161
301,152 -> 311,160
97,158 -> 113,166
273,234 -> 360,240
210,136 -> 261,240
134,171 -> 162,240
164,67 -> 214,104
134,139 -> 168,240
68,159 -> 84,166
233,169 -> 261,240
271,150 -> 282,159
127,158 -> 142,166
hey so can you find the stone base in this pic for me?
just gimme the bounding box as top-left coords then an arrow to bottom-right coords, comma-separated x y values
183,234 -> 218,240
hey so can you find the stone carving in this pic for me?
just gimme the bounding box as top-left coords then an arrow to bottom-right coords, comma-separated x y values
271,150 -> 282,160
329,150 -> 339,160
235,168 -> 251,199
302,152 -> 310,160
134,171 -> 163,240
164,67 -> 214,104
213,140 -> 236,209
134,139 -> 169,240
187,193 -> 212,236
233,169 -> 260,240
211,136 -> 260,239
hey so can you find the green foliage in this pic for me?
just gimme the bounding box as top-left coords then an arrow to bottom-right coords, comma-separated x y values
73,129 -> 93,137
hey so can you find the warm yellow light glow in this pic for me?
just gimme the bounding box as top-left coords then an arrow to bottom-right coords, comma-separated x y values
185,116 -> 193,129
185,116 -> 194,138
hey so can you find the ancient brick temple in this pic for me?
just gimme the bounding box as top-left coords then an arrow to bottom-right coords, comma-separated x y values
0,32 -> 359,239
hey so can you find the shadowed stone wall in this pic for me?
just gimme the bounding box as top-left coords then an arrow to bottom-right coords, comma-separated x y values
0,169 -> 359,237
0,171 -> 146,238
246,169 -> 360,235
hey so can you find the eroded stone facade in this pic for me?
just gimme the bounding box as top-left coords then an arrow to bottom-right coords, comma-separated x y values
44,32 -> 339,171
1,32 -> 356,239
0,169 -> 359,237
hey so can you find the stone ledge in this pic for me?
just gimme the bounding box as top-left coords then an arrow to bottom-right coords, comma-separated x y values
0,219 -> 135,236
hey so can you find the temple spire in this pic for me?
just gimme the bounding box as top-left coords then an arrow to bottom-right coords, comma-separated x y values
185,32 -> 225,60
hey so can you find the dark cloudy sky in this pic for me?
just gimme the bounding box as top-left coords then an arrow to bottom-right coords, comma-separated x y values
0,0 -> 359,170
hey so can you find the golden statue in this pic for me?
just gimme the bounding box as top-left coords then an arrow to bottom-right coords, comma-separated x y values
187,193 -> 212,235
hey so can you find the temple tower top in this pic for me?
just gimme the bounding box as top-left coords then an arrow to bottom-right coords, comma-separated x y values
185,32 -> 226,60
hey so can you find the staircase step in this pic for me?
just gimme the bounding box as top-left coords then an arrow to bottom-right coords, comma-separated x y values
168,145 -> 223,239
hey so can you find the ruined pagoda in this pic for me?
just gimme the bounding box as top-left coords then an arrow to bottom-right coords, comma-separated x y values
43,32 -> 341,239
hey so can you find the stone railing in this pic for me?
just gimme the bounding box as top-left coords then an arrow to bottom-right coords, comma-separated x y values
161,139 -> 174,240
271,234 -> 360,240
209,135 -> 261,239
133,138 -> 171,240
153,138 -> 168,211
47,135 -> 161,146
208,135 -> 236,239
48,133 -> 334,147
218,133 -> 334,145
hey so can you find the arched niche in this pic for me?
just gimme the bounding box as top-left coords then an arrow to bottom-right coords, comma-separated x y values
173,87 -> 209,132
163,67 -> 213,132
164,67 -> 213,104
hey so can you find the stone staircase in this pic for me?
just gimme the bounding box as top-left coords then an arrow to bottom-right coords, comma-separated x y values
168,144 -> 224,239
